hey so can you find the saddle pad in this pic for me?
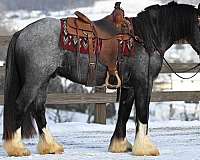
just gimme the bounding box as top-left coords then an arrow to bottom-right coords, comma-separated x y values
60,19 -> 135,56
60,19 -> 101,54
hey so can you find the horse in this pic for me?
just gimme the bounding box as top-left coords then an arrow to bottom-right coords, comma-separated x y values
3,1 -> 200,157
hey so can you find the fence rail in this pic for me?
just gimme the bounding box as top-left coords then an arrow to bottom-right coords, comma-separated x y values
0,35 -> 200,124
0,36 -> 11,46
0,91 -> 200,105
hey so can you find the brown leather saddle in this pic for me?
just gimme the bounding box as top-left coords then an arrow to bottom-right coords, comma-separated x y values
66,2 -> 133,88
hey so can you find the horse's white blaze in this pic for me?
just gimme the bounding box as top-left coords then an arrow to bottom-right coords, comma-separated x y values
132,121 -> 160,156
37,128 -> 64,154
3,128 -> 31,156
108,137 -> 132,153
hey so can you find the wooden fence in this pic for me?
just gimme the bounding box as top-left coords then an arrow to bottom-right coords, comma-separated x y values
0,36 -> 200,124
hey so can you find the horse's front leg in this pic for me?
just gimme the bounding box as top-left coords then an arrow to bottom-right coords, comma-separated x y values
33,84 -> 64,154
109,87 -> 134,152
132,78 -> 159,156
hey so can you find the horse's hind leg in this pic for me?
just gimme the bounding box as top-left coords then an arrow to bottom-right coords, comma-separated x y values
33,83 -> 64,154
109,87 -> 134,152
3,82 -> 40,156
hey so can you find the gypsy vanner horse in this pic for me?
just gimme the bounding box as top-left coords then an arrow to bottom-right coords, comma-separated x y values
3,1 -> 200,157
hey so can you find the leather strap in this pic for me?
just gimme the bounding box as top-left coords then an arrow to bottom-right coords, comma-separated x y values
108,38 -> 118,75
117,39 -> 124,85
87,32 -> 97,86
74,19 -> 81,80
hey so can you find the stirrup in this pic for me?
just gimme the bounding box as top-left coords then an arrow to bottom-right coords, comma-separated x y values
105,71 -> 121,89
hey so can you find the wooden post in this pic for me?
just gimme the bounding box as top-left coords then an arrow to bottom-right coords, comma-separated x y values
94,86 -> 106,124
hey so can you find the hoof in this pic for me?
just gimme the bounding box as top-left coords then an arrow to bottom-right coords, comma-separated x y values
37,128 -> 64,154
3,140 -> 31,157
108,138 -> 132,153
132,135 -> 160,156
37,140 -> 64,154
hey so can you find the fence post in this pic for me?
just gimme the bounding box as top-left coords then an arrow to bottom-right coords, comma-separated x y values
94,86 -> 106,124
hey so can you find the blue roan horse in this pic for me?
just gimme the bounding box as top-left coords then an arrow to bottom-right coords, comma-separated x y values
3,2 -> 200,157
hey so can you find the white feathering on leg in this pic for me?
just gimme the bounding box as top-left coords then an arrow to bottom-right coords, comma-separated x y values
37,128 -> 64,154
3,128 -> 31,156
132,121 -> 160,156
108,137 -> 132,152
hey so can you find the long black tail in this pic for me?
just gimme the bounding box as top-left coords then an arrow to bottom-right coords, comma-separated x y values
3,31 -> 36,140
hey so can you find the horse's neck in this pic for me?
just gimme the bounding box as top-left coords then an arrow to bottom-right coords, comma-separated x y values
134,19 -> 174,53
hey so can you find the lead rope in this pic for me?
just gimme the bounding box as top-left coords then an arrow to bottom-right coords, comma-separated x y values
152,39 -> 200,79
162,56 -> 200,79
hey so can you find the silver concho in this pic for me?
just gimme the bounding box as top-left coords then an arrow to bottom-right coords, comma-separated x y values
63,36 -> 69,44
82,38 -> 88,49
64,29 -> 68,36
73,36 -> 78,45
127,38 -> 134,50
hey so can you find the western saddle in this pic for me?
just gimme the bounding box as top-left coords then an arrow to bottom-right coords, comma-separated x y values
66,2 -> 133,88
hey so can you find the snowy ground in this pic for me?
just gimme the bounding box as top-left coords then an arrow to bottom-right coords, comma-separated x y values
0,121 -> 199,160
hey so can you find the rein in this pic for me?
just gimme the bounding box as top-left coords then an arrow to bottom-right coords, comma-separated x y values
158,47 -> 200,79
151,37 -> 200,79
162,56 -> 200,79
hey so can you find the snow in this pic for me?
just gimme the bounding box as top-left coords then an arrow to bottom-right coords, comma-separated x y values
46,109 -> 89,123
0,61 -> 5,66
0,121 -> 200,159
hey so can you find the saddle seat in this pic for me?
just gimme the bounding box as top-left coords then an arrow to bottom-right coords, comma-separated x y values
65,2 -> 133,88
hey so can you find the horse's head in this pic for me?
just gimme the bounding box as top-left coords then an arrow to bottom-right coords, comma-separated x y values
132,2 -> 200,55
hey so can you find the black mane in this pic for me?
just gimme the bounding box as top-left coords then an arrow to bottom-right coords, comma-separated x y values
132,1 -> 199,52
